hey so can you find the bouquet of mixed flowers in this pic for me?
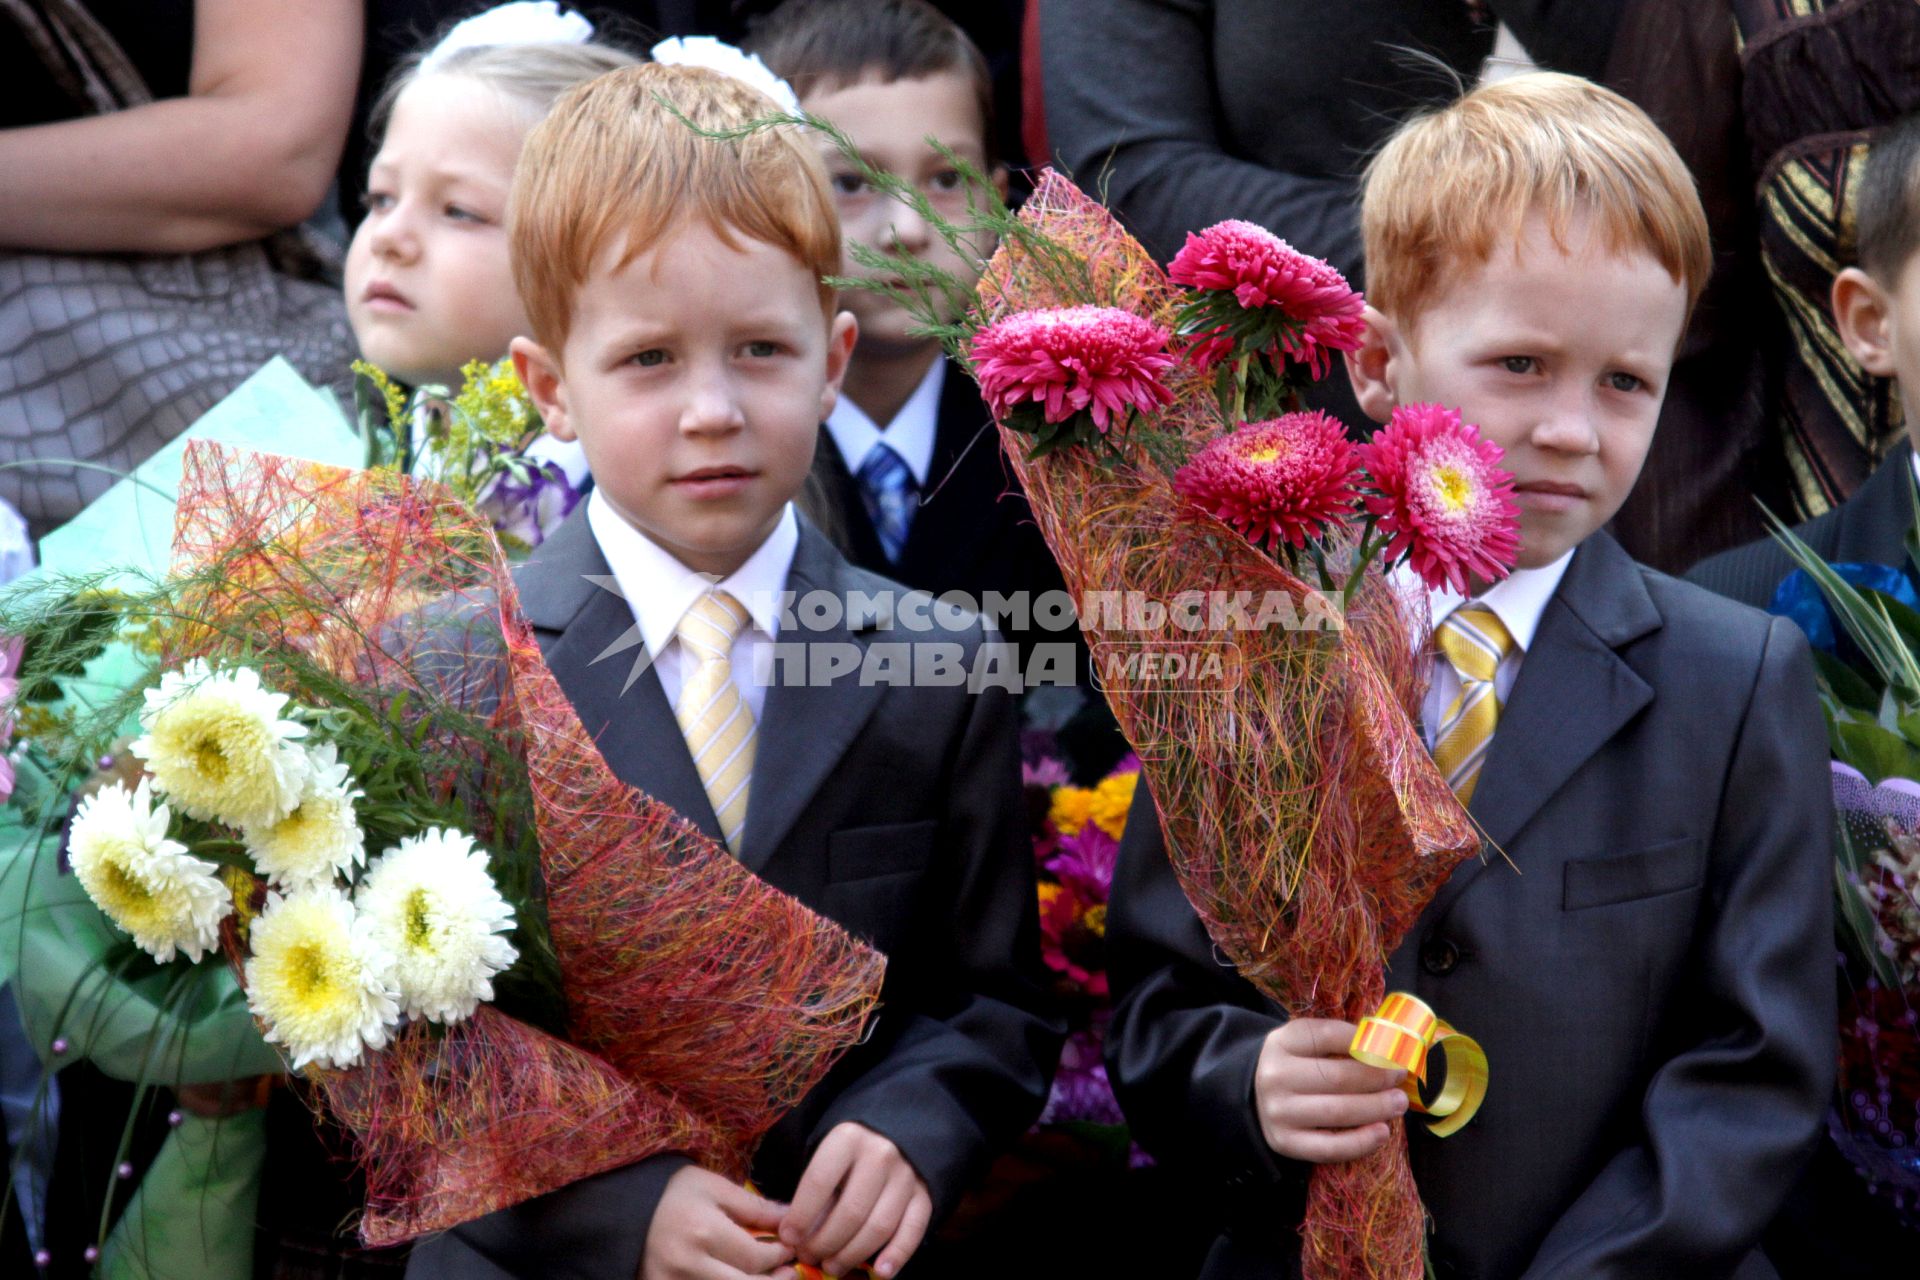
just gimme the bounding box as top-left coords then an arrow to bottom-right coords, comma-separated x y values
355,355 -> 586,551
0,441 -> 884,1250
1023,746 -> 1139,1143
1768,519 -> 1920,1225
842,156 -> 1516,1276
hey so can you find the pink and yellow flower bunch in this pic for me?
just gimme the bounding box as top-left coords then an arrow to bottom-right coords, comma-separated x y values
969,214 -> 1519,595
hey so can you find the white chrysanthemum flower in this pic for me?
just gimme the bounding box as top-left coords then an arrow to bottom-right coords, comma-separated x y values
69,780 -> 231,963
133,659 -> 310,829
357,827 -> 518,1024
243,742 -> 365,890
244,888 -> 401,1070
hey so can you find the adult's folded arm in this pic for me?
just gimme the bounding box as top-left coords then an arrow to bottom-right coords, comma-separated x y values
0,0 -> 362,254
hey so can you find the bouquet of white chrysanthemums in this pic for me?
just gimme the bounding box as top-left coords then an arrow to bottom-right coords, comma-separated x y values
70,656 -> 520,1071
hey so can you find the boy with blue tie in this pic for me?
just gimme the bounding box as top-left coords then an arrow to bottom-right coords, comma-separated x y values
403,62 -> 1058,1280
748,0 -> 1082,689
1106,73 -> 1837,1278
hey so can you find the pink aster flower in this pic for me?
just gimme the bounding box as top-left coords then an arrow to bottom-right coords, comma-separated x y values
1174,411 -> 1361,551
1355,403 -> 1521,595
1168,220 -> 1366,379
970,306 -> 1177,439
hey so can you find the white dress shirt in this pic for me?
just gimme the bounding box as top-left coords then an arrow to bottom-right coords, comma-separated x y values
585,490 -> 797,721
1413,550 -> 1575,749
824,356 -> 945,486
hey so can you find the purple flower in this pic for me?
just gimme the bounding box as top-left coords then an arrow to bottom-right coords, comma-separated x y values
478,458 -> 584,550
1023,756 -> 1072,791
1038,1030 -> 1126,1127
1048,822 -> 1119,904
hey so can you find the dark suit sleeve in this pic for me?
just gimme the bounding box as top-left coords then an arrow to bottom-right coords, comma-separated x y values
1519,617 -> 1837,1276
808,674 -> 1064,1220
1681,539 -> 1799,612
1039,0 -> 1362,273
1104,785 -> 1308,1194
405,1153 -> 690,1280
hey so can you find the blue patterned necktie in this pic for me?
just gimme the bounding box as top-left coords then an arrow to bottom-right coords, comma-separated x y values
857,442 -> 917,563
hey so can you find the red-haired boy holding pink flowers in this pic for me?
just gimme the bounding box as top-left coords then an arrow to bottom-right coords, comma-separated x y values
1106,71 -> 1837,1278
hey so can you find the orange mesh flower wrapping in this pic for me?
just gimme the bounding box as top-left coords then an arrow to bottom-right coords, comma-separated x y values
167,441 -> 886,1245
976,174 -> 1482,1279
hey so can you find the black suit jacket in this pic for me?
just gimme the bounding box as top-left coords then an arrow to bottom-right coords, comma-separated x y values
405,509 -> 1062,1280
1684,441 -> 1916,608
1105,531 -> 1836,1279
816,363 -> 1078,680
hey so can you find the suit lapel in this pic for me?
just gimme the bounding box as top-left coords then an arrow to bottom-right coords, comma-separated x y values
740,520 -> 888,873
896,369 -> 1003,583
1421,533 -> 1661,924
516,510 -> 724,846
1834,439 -> 1916,569
816,426 -> 889,571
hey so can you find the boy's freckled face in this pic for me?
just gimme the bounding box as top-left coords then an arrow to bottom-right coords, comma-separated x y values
529,224 -> 855,577
1375,215 -> 1689,569
344,74 -> 532,388
803,70 -> 997,354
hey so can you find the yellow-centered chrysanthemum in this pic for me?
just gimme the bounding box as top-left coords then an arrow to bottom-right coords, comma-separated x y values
243,741 -> 365,890
69,780 -> 231,963
133,659 -> 310,830
244,888 -> 400,1070
357,827 -> 517,1025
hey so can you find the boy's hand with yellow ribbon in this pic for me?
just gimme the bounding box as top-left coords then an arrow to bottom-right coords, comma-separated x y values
1254,1018 -> 1410,1163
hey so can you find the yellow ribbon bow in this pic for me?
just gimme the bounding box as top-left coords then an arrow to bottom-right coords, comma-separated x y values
1348,991 -> 1489,1138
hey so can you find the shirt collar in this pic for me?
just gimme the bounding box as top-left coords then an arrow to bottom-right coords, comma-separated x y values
585,489 -> 797,657
823,357 -> 945,485
1423,548 -> 1575,655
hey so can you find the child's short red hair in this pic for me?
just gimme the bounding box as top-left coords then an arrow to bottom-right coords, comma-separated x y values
509,62 -> 841,353
1362,72 -> 1711,332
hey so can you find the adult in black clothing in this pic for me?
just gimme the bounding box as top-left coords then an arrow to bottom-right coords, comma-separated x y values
1036,1 -> 1621,280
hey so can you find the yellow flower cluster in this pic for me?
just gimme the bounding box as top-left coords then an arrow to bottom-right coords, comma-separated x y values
353,359 -> 409,429
451,358 -> 538,449
1048,769 -> 1140,840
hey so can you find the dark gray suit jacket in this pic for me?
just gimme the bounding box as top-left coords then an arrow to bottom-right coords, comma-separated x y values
1105,531 -> 1836,1279
1684,441 -> 1917,609
405,509 -> 1062,1280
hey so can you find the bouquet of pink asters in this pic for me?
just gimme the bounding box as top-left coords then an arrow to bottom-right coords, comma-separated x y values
958,175 -> 1519,1279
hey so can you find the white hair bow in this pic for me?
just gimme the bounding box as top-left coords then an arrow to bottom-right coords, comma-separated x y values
649,35 -> 803,116
423,2 -> 595,71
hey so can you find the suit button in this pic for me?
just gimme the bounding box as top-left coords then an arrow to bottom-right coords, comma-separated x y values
1421,939 -> 1460,976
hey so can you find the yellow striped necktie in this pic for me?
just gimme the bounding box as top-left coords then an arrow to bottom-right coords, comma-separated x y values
674,590 -> 756,853
1432,607 -> 1514,805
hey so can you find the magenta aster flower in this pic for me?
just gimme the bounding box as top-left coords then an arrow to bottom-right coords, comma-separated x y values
1169,220 -> 1366,380
1047,823 -> 1120,904
1174,411 -> 1361,551
1355,403 -> 1521,594
970,306 -> 1177,451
